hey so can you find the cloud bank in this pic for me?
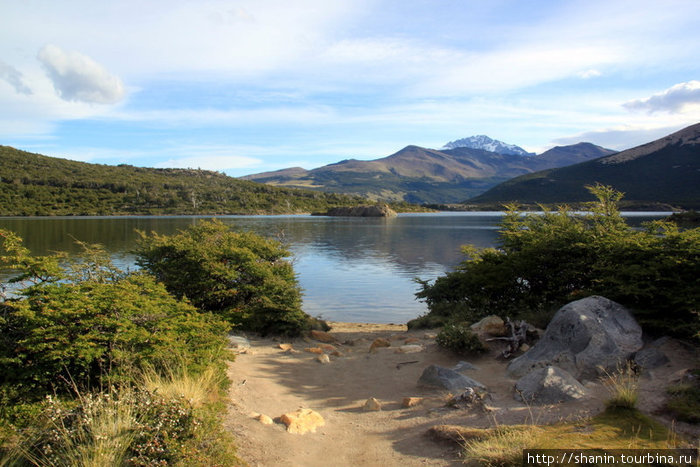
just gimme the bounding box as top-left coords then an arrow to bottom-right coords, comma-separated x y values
37,44 -> 125,104
624,81 -> 700,113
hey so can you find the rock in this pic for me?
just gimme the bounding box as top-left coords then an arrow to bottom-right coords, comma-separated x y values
634,337 -> 671,370
322,204 -> 398,218
256,414 -> 274,425
424,332 -> 437,339
470,315 -> 507,336
402,397 -> 424,408
519,343 -> 530,352
228,335 -> 251,350
448,387 -> 490,410
514,366 -> 587,404
278,343 -> 293,351
398,344 -> 423,353
310,330 -> 337,343
369,338 -> 391,353
427,425 -> 491,445
316,354 -> 330,364
305,347 -> 325,354
279,408 -> 325,434
404,337 -> 421,344
363,397 -> 382,411
418,364 -> 486,391
318,343 -> 338,353
453,361 -> 479,373
507,296 -> 643,381
330,350 -> 343,357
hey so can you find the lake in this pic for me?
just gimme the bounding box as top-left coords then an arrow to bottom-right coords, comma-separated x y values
0,212 -> 670,324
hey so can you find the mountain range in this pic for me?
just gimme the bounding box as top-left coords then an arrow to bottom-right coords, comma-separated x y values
242,140 -> 615,204
468,123 -> 700,209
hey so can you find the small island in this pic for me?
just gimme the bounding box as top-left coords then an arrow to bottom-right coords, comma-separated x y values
319,204 -> 398,217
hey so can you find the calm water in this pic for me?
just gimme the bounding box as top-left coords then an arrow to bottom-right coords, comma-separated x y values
0,212 -> 669,323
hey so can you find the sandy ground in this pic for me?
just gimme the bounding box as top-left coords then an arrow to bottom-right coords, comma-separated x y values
224,322 -> 698,467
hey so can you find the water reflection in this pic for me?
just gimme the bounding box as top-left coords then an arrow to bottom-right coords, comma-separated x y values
0,212 -> 669,323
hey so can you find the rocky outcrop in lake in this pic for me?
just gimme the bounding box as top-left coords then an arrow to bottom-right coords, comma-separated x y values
322,204 -> 398,217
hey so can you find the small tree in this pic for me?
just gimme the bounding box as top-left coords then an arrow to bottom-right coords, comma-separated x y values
135,219 -> 313,336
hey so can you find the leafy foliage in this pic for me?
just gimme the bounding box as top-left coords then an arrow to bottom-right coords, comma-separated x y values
0,232 -> 229,402
414,185 -> 700,340
0,145 -> 367,216
435,323 -> 486,355
135,219 -> 314,336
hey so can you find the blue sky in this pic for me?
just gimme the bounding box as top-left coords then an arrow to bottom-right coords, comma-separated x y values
1,0 -> 699,176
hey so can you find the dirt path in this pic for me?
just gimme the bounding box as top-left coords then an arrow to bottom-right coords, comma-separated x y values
223,322 -> 697,467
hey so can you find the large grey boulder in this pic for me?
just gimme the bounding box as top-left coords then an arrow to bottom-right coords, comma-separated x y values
514,365 -> 587,404
507,296 -> 643,381
418,365 -> 486,391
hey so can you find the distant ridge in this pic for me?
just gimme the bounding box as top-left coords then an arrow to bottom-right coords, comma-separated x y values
242,141 -> 612,204
468,123 -> 700,209
442,135 -> 535,157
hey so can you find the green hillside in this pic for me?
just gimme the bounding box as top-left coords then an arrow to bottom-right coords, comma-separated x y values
0,146 -> 367,216
468,123 -> 700,209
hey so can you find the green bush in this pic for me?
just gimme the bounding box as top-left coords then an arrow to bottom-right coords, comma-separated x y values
135,219 -> 313,336
435,323 -> 486,355
417,185 -> 700,341
0,231 -> 229,403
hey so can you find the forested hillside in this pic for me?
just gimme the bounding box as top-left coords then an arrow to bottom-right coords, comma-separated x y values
0,146 -> 366,216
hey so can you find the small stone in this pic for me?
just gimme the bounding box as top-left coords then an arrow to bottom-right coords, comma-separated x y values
305,347 -> 325,354
402,397 -> 423,408
330,350 -> 343,357
424,332 -> 437,339
404,337 -> 421,344
280,408 -> 325,434
310,330 -> 337,343
318,343 -> 338,353
363,397 -> 382,411
278,343 -> 293,351
316,354 -> 330,364
398,344 -> 423,353
369,338 -> 391,353
519,343 -> 530,352
256,414 -> 273,425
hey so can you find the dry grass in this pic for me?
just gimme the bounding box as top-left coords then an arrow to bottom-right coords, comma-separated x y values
602,363 -> 639,410
461,407 -> 684,466
140,364 -> 224,409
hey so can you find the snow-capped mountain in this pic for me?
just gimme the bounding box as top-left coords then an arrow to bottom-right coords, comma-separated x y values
442,135 -> 535,157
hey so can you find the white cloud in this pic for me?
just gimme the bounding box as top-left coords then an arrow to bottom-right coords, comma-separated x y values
37,44 -> 125,104
0,60 -> 32,94
623,81 -> 700,113
579,69 -> 602,79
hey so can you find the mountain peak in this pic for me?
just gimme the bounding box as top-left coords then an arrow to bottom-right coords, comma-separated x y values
442,135 -> 535,157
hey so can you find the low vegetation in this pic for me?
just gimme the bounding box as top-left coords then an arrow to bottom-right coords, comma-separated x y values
435,323 -> 486,355
135,219 -> 322,336
461,406 -> 685,466
1,221 -> 315,465
411,185 -> 700,342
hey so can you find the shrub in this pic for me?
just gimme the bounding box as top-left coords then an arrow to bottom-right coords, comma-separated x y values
0,232 -> 230,402
135,219 -> 313,336
435,323 -> 486,355
416,185 -> 700,341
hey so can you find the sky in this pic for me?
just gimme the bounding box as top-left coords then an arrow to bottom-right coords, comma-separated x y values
1,0 -> 699,177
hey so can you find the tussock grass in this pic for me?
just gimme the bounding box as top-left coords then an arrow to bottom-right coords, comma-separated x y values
141,364 -> 224,409
602,363 -> 639,410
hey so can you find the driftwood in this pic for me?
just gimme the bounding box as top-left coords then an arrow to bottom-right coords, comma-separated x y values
485,317 -> 529,359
